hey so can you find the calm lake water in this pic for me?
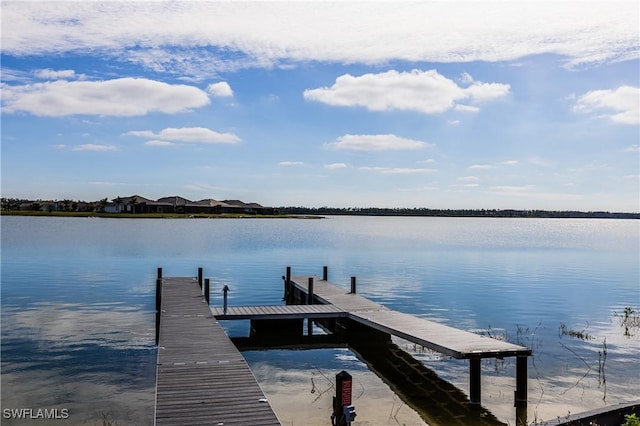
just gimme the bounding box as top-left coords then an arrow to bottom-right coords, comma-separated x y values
1,216 -> 638,425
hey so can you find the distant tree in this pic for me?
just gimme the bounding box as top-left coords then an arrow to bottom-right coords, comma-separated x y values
97,198 -> 108,213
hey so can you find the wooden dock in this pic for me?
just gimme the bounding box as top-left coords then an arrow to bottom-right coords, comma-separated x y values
212,303 -> 347,320
155,275 -> 280,426
285,268 -> 531,409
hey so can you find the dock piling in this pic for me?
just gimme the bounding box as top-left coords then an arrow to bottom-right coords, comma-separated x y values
285,266 -> 292,302
469,358 -> 481,405
223,284 -> 230,314
308,277 -> 314,305
198,267 -> 203,291
350,277 -> 357,294
157,267 -> 162,280
204,278 -> 210,304
323,266 -> 328,281
155,276 -> 162,345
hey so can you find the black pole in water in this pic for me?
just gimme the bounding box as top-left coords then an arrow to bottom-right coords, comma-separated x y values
222,285 -> 230,314
323,266 -> 328,281
350,277 -> 357,294
198,267 -> 203,290
285,266 -> 291,303
308,277 -> 314,305
204,278 -> 210,304
515,355 -> 528,425
155,277 -> 162,345
469,358 -> 481,405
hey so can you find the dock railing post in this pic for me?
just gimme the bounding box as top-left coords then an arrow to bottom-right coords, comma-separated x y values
308,277 -> 314,305
323,266 -> 328,281
204,278 -> 210,304
157,267 -> 162,280
350,277 -> 357,294
198,267 -> 203,291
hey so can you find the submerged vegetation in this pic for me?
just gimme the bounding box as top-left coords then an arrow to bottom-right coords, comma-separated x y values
558,323 -> 593,340
615,307 -> 640,337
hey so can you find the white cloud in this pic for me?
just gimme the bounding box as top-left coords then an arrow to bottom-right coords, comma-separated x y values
624,144 -> 640,152
71,144 -> 118,152
326,134 -> 430,151
125,127 -> 240,144
304,70 -> 509,114
34,69 -> 77,80
279,161 -> 304,166
468,164 -> 495,170
206,81 -> 233,97
359,166 -> 437,174
1,78 -> 210,117
501,160 -> 519,166
458,176 -> 480,182
145,140 -> 175,147
1,2 -> 636,76
453,105 -> 480,113
324,163 -> 347,169
573,86 -> 639,125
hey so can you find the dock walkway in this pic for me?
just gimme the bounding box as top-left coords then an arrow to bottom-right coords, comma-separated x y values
287,271 -> 530,408
155,277 -> 280,426
289,274 -> 530,359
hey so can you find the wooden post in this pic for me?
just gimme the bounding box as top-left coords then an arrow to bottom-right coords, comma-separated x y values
157,267 -> 162,280
350,277 -> 357,294
469,358 -> 481,405
323,266 -> 328,281
204,278 -> 210,304
198,267 -> 203,290
308,277 -> 314,305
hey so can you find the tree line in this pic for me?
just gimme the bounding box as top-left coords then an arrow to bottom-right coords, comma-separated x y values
276,206 -> 640,219
2,198 -> 638,219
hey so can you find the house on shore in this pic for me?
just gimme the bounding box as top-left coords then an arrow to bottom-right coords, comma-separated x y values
105,195 -> 275,215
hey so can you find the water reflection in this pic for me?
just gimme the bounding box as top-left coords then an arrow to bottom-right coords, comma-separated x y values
1,302 -> 156,425
1,216 -> 638,425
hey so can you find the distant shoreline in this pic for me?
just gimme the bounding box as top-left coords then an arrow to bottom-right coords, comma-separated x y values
0,211 -> 323,219
1,209 -> 638,219
277,207 -> 640,219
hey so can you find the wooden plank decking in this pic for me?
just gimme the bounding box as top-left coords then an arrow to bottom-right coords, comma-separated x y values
212,303 -> 347,320
289,275 -> 531,359
155,277 -> 280,426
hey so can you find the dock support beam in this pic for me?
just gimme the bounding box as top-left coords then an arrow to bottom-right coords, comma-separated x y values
515,355 -> 528,425
350,277 -> 357,294
469,358 -> 481,405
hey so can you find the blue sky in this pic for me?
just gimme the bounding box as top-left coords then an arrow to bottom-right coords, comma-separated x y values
1,2 -> 638,211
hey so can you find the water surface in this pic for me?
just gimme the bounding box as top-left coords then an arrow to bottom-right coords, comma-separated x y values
1,216 -> 638,425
